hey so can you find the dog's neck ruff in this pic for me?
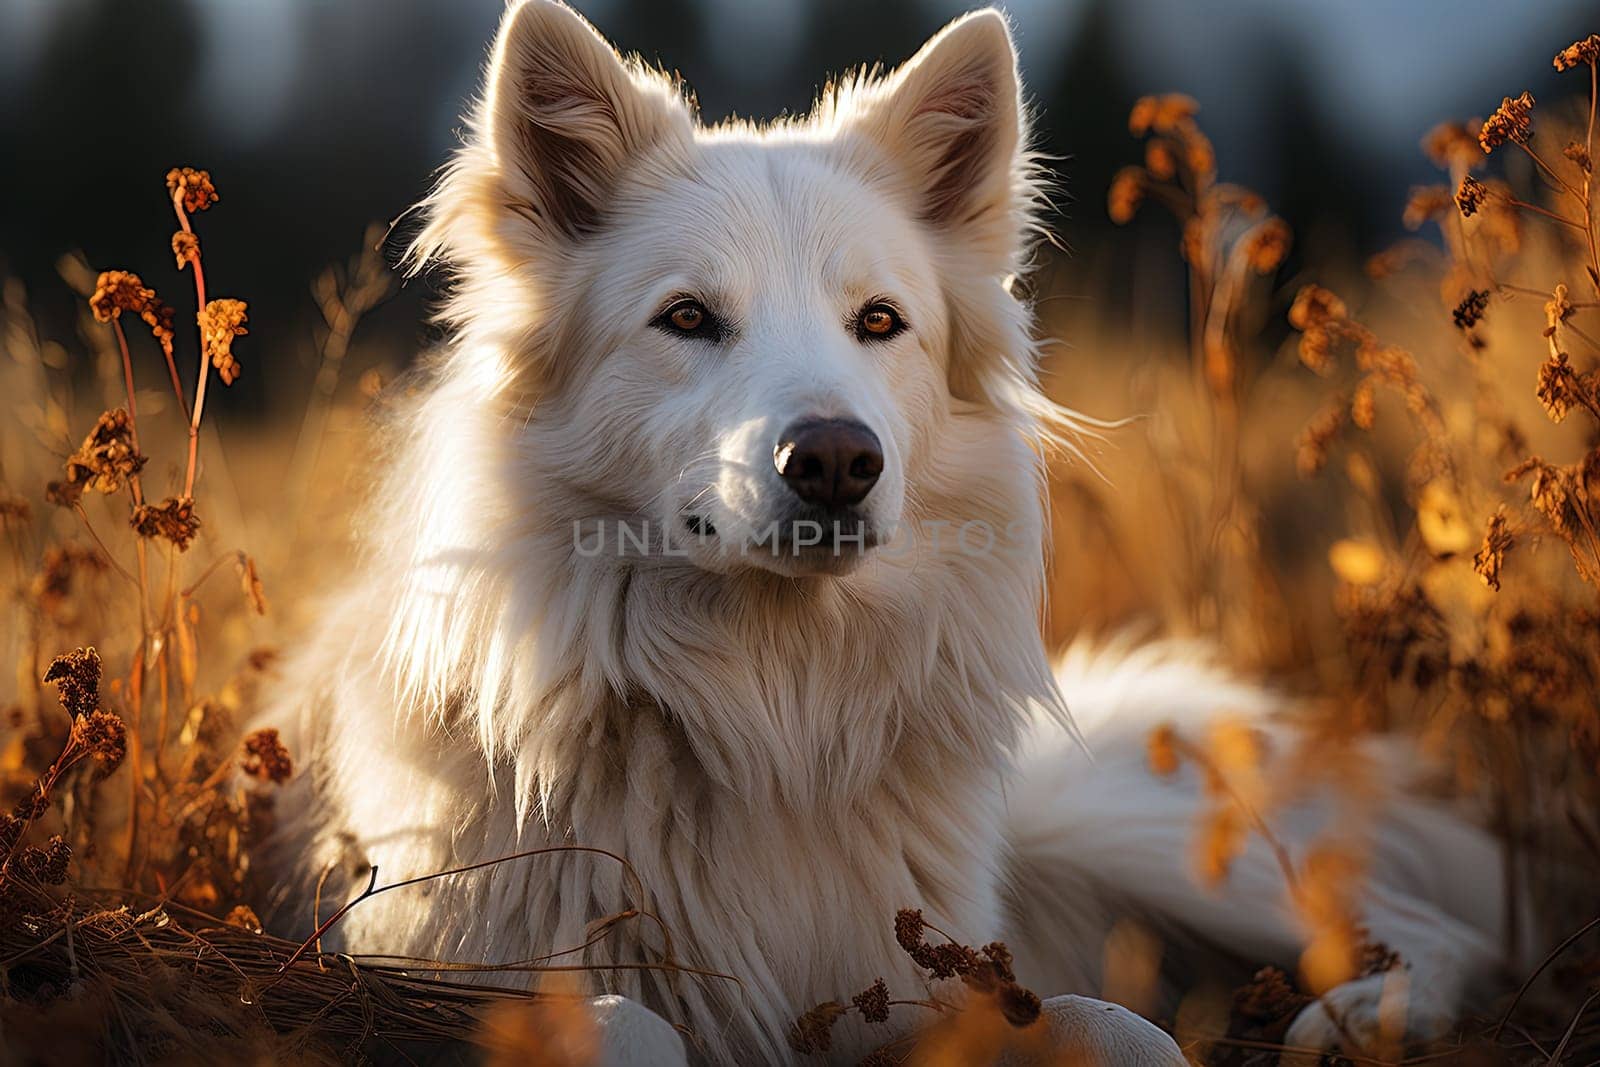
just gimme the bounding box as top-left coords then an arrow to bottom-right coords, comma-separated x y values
362,369 -> 1064,826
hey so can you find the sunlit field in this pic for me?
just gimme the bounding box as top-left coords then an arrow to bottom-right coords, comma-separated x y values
2,25 -> 1599,1067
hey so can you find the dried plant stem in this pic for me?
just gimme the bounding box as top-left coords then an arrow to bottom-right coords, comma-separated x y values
109,320 -> 145,511
159,345 -> 190,421
172,191 -> 209,501
155,639 -> 171,771
1505,196 -> 1585,230
365,909 -> 654,973
276,845 -> 672,978
1545,987 -> 1600,1064
68,505 -> 137,589
180,549 -> 245,598
1,734 -> 98,871
1589,62 -> 1598,153
1170,734 -> 1302,897
1195,1033 -> 1461,1066
1565,317 -> 1600,353
1520,143 -> 1584,203
109,319 -> 154,626
1493,282 -> 1600,306
109,313 -> 168,884
1585,63 -> 1600,296
1491,911 -> 1600,1040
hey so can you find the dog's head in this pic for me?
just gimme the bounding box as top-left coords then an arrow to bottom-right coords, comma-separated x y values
417,1 -> 1056,579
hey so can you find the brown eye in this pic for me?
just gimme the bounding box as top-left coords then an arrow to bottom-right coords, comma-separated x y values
669,303 -> 705,331
855,303 -> 905,341
653,298 -> 727,342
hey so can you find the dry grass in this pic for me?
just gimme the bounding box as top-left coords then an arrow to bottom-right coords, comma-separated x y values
3,29 -> 1600,1067
1039,29 -> 1600,1067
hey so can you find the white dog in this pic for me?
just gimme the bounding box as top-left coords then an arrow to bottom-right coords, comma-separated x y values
269,3 -> 1512,1062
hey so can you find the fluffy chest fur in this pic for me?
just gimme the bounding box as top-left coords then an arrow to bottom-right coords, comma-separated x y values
283,510 -> 1051,1062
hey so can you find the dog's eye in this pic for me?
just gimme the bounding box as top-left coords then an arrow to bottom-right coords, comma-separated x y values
653,299 -> 726,342
854,302 -> 906,342
669,303 -> 705,331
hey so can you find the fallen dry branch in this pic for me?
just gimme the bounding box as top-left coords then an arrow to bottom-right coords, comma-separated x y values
1,887 -> 548,1061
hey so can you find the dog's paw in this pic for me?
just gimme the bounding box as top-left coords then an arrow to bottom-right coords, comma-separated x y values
587,995 -> 688,1067
1284,972 -> 1453,1062
1001,995 -> 1185,1067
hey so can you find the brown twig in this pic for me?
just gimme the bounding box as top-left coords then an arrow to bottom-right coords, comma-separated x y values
276,844 -> 665,977
1492,912 -> 1600,1040
172,190 -> 209,500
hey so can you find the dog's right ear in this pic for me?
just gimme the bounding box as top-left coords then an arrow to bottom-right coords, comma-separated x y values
484,0 -> 692,242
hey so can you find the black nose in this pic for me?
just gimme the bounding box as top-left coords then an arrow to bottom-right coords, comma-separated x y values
773,419 -> 883,507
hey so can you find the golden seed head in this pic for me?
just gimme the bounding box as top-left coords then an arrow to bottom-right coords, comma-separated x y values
1288,285 -> 1347,331
850,978 -> 890,1024
1536,351 -> 1579,423
1241,217 -> 1292,274
1473,509 -> 1514,591
894,908 -> 926,955
1546,282 -> 1574,337
1452,289 -> 1488,330
1184,132 -> 1216,178
44,479 -> 83,509
1146,723 -> 1181,777
1454,175 -> 1489,217
1108,166 -> 1145,224
1195,803 -> 1245,887
1129,94 -> 1199,136
43,646 -> 101,719
63,409 -> 146,496
166,166 -> 219,214
1364,243 -> 1425,279
1235,967 -> 1313,1024
68,708 -> 127,773
1144,139 -> 1177,180
90,270 -> 176,357
1351,378 -> 1377,429
171,230 -> 200,270
1296,400 -> 1348,477
197,298 -> 249,385
787,1002 -> 847,1054
1510,458 -> 1581,536
1478,91 -> 1534,152
1421,120 -> 1485,171
240,727 -> 294,784
1402,186 -> 1453,230
129,495 -> 202,551
1553,34 -> 1600,72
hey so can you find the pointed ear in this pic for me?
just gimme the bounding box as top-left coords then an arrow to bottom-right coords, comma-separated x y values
838,10 -> 1028,263
485,0 -> 692,241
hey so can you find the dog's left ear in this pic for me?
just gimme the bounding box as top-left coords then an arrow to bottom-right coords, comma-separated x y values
485,0 -> 693,242
839,9 -> 1027,265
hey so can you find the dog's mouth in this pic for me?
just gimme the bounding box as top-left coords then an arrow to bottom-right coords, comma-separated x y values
678,507 -> 878,575
766,507 -> 878,555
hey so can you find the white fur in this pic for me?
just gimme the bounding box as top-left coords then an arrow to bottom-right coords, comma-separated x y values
267,4 -> 1511,1063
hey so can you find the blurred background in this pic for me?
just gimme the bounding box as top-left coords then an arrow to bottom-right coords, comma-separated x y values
2,0 -> 1596,421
